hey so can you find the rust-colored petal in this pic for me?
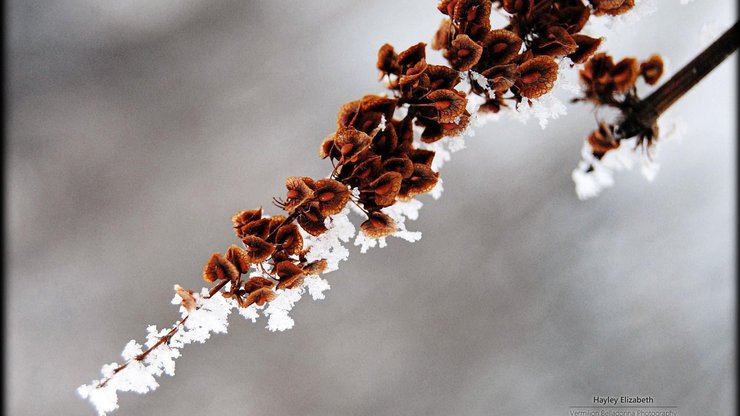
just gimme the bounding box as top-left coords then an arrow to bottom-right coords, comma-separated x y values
515,56 -> 558,98
370,172 -> 403,206
360,211 -> 397,238
202,253 -> 239,283
275,261 -> 306,290
297,203 -> 328,237
426,89 -> 467,123
313,179 -> 350,216
382,157 -> 414,179
480,29 -> 523,67
245,287 -> 276,307
640,54 -> 664,85
569,34 -> 602,64
241,236 -> 275,264
225,245 -> 250,274
275,224 -> 303,255
443,34 -> 483,71
535,26 -> 577,57
243,276 -> 274,293
283,176 -> 314,212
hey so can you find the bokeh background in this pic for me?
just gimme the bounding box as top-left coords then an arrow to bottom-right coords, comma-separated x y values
6,1 -> 736,415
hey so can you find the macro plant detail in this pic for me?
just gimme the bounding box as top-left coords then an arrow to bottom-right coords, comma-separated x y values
77,1 -> 738,415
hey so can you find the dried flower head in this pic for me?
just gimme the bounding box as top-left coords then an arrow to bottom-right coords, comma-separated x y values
382,157 -> 415,179
480,63 -> 519,92
400,163 -> 440,198
592,0 -> 634,16
611,57 -> 639,93
202,253 -> 239,283
515,56 -> 558,98
236,218 -> 271,240
360,211 -> 397,238
377,43 -> 400,77
280,176 -> 314,212
232,208 -> 262,230
333,127 -> 372,163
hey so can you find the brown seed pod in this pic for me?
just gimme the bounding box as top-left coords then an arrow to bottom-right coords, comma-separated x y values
333,127 -> 372,163
407,148 -> 436,167
535,26 -> 577,57
569,34 -> 602,64
426,64 -> 461,91
174,285 -> 197,313
350,155 -> 383,182
241,236 -> 275,264
480,63 -> 518,92
275,224 -> 303,255
479,29 -> 523,67
377,43 -> 400,76
232,208 -> 262,229
243,276 -> 274,293
319,135 -> 339,160
382,157 -> 415,179
313,179 -> 350,216
432,18 -> 453,51
235,218 -> 270,240
401,164 -> 440,198
268,215 -> 287,235
360,211 -> 397,238
640,54 -> 664,85
443,34 -> 483,71
453,0 -> 492,39
502,0 -> 534,15
611,57 -> 639,93
275,261 -> 306,290
556,3 -> 590,33
515,56 -> 558,98
439,111 -> 470,137
438,0 -> 458,16
245,287 -> 277,307
478,93 -> 507,114
302,259 -> 328,276
371,124 -> 399,156
399,59 -> 429,87
587,122 -> 620,158
397,42 -> 427,69
369,172 -> 403,206
225,245 -> 251,274
283,176 -> 314,212
202,253 -> 239,283
426,89 -> 467,123
297,203 -> 328,237
593,0 -> 634,16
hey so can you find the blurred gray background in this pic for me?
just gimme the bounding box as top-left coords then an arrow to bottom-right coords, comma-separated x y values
6,1 -> 736,415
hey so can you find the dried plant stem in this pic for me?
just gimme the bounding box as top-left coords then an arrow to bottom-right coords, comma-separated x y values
620,21 -> 738,138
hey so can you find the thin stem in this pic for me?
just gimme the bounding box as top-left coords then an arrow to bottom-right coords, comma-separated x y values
620,22 -> 738,138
